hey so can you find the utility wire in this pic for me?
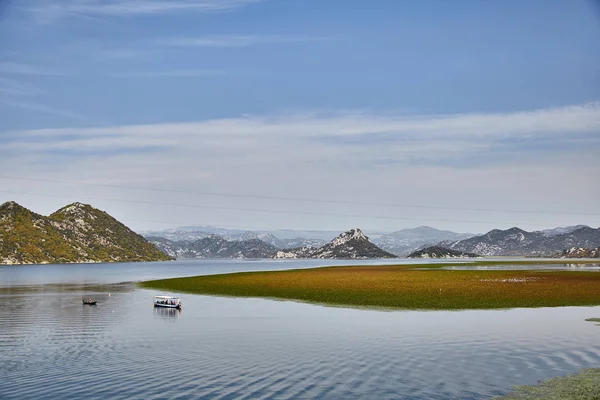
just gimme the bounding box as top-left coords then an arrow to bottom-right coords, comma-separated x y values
0,189 -> 586,227
0,174 -> 597,217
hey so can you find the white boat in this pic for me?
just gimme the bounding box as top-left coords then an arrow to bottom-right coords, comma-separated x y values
153,295 -> 182,309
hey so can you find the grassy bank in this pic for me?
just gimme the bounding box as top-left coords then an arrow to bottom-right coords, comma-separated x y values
493,368 -> 600,399
139,261 -> 600,310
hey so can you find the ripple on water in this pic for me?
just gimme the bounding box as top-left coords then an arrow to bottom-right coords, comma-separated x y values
2,285 -> 600,399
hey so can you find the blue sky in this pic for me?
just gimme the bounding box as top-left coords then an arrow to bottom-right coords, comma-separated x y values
1,0 -> 599,233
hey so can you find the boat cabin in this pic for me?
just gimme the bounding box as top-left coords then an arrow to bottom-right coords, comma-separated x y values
153,295 -> 182,309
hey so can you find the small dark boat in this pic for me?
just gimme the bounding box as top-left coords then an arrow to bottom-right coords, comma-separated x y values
83,299 -> 97,305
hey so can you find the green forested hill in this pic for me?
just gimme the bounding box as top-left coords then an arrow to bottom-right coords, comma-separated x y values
0,201 -> 173,265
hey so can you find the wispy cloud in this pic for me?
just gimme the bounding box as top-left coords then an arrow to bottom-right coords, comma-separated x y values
4,102 -> 599,164
109,69 -> 224,78
28,0 -> 262,23
0,62 -> 63,76
2,103 -> 599,232
0,78 -> 42,96
0,100 -> 89,122
158,35 -> 330,47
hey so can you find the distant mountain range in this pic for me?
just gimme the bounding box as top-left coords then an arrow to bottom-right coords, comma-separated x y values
438,226 -> 600,257
143,227 -> 328,249
149,228 -> 396,260
147,235 -> 278,259
144,225 -> 343,241
372,226 -> 475,256
5,200 -> 595,264
145,224 -> 600,259
407,246 -> 480,259
0,201 -> 172,265
143,225 -> 473,256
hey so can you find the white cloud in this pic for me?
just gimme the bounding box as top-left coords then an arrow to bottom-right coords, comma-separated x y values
158,35 -> 330,47
2,102 -> 599,232
28,0 -> 262,23
4,102 -> 600,154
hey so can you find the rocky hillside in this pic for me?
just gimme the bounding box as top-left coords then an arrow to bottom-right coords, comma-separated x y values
373,226 -> 475,256
438,226 -> 600,256
148,235 -> 278,259
274,229 -> 396,259
407,246 -> 480,259
554,247 -> 600,258
0,201 -> 172,265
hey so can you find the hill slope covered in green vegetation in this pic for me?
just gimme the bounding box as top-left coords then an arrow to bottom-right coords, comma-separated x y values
0,201 -> 173,264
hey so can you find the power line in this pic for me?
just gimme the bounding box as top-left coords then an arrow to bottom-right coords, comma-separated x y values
0,189 -> 587,228
0,174 -> 597,217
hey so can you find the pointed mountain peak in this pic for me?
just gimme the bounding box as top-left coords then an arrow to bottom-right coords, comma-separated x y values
330,228 -> 370,247
56,202 -> 95,213
51,202 -> 104,219
342,228 -> 368,239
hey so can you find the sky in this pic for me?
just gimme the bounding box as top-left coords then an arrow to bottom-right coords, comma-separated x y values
0,0 -> 599,234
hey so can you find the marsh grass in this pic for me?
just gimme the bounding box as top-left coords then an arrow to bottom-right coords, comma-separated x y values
139,261 -> 600,310
493,368 -> 600,399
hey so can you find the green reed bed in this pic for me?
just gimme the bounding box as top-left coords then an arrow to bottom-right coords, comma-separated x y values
139,261 -> 600,310
493,368 -> 600,399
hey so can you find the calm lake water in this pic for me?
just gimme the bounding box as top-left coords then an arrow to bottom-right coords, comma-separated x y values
1,259 -> 600,399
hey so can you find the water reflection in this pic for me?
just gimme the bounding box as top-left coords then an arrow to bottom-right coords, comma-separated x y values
2,283 -> 600,399
153,306 -> 180,320
3,261 -> 600,399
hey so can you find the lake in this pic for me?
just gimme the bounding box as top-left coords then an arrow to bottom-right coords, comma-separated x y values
1,259 -> 600,399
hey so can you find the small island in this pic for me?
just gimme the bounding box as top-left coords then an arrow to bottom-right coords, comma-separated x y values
140,259 -> 600,310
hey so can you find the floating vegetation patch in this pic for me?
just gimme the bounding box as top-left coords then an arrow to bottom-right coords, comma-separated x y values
493,368 -> 600,399
139,264 -> 600,310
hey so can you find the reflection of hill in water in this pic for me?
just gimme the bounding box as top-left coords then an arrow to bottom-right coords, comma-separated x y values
153,306 -> 180,320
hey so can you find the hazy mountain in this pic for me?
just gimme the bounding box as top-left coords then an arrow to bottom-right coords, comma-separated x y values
554,247 -> 600,258
224,231 -> 327,249
407,246 -> 480,259
149,228 -> 394,260
373,226 -> 476,256
439,226 -> 600,256
0,201 -> 172,265
143,225 -> 476,256
142,229 -> 212,242
541,225 -> 590,237
148,235 -> 278,259
143,227 -> 327,249
274,228 -> 396,259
